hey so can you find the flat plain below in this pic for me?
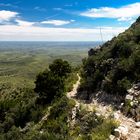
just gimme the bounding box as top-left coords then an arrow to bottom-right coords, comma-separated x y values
0,41 -> 101,88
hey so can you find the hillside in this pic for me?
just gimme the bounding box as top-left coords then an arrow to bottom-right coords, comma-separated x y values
77,17 -> 140,139
0,59 -> 118,140
79,16 -> 140,101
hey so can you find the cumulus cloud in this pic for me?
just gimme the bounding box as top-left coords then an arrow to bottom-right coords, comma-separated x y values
0,10 -> 18,22
0,8 -> 128,41
81,2 -> 140,21
0,24 -> 127,41
16,19 -> 36,26
41,20 -> 74,26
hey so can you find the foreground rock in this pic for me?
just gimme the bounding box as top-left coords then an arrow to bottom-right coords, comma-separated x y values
114,125 -> 128,139
136,122 -> 140,128
109,135 -> 115,140
125,94 -> 133,101
124,84 -> 140,121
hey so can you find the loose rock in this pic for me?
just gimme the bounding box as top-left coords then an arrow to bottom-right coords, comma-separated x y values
109,135 -> 115,140
114,125 -> 128,138
125,95 -> 133,101
136,122 -> 140,128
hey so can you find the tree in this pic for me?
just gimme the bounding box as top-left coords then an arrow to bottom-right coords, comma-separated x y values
34,59 -> 72,103
49,59 -> 71,78
35,70 -> 64,103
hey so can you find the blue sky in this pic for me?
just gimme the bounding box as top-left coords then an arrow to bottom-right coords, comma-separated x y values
0,0 -> 140,41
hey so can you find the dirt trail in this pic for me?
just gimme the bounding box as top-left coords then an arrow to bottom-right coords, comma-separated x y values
67,74 -> 140,140
67,73 -> 81,99
67,74 -> 81,126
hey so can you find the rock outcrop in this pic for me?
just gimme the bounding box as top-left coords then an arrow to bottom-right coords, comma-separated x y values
125,84 -> 140,121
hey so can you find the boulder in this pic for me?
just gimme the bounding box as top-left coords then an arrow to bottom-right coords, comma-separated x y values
133,100 -> 138,106
118,126 -> 128,137
125,95 -> 133,101
113,112 -> 120,120
114,128 -> 121,137
136,122 -> 140,128
127,88 -> 135,94
114,126 -> 128,138
133,83 -> 140,90
109,135 -> 115,140
134,91 -> 140,96
95,112 -> 101,117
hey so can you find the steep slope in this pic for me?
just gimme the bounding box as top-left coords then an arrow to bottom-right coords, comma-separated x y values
78,16 -> 140,140
79,16 -> 140,99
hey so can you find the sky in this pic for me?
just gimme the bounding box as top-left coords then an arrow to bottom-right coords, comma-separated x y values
0,0 -> 140,41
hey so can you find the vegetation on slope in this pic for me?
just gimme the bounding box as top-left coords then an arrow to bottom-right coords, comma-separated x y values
0,59 -> 75,139
0,58 -> 118,140
69,105 -> 118,140
79,17 -> 140,99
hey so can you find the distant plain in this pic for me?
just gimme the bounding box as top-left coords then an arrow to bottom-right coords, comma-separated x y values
0,41 -> 101,88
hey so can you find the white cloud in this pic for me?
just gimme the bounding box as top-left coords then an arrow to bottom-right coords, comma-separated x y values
117,17 -> 132,22
16,19 -> 36,26
81,2 -> 140,21
0,24 -> 127,41
0,8 -> 128,41
0,10 -> 18,22
41,20 -> 74,26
